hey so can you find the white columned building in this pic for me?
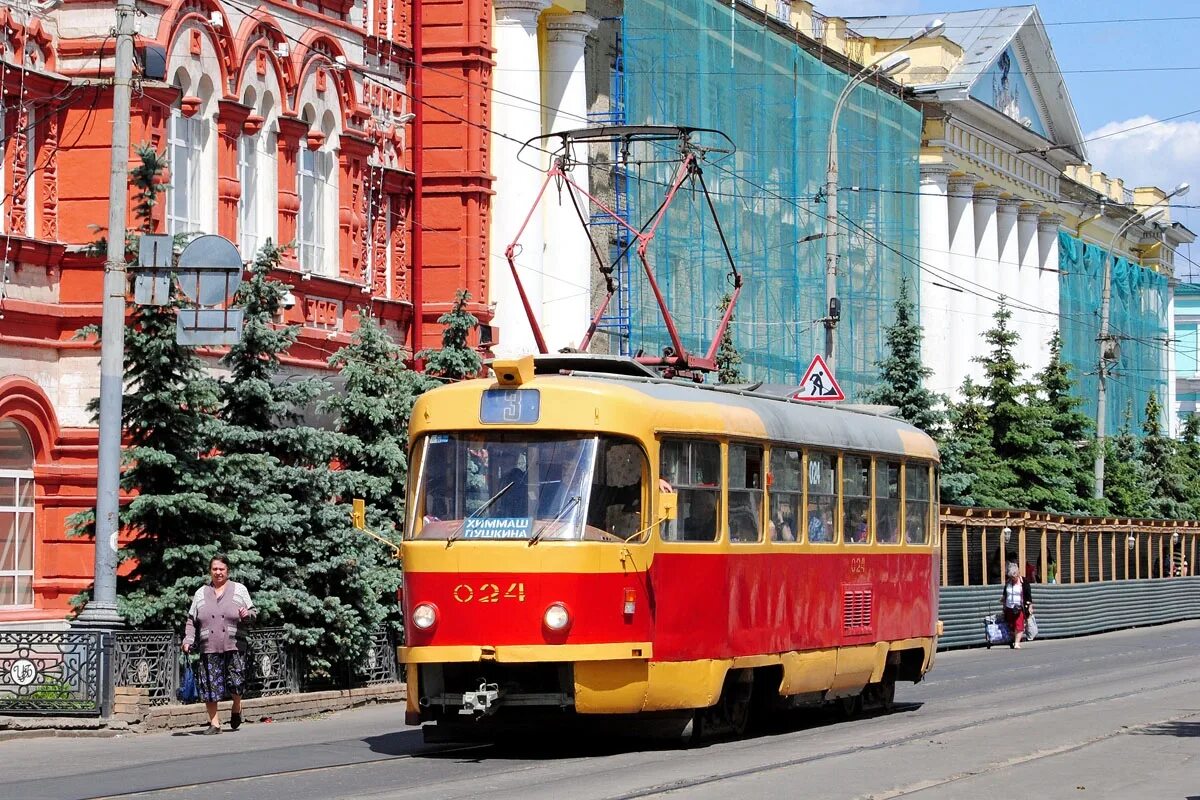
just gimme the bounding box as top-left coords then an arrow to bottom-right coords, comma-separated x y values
973,187 -> 1002,346
1016,205 -> 1042,371
1036,214 -> 1063,370
490,0 -> 552,356
996,198 -> 1021,351
947,175 -> 979,384
541,12 -> 598,352
918,165 -> 954,396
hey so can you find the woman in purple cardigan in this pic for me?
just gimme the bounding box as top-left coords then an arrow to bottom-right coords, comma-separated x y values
183,554 -> 257,734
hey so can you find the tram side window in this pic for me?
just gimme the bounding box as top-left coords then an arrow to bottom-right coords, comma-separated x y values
905,464 -> 931,544
729,444 -> 764,543
843,456 -> 870,544
806,452 -> 836,543
587,440 -> 648,541
876,460 -> 901,544
770,448 -> 802,542
660,439 -> 721,542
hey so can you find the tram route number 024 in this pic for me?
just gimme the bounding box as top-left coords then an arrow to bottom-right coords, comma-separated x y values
453,582 -> 527,603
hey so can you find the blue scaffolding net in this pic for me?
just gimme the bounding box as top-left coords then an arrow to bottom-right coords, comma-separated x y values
1058,231 -> 1170,432
619,0 -> 922,394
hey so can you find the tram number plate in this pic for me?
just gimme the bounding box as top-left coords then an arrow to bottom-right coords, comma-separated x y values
480,389 -> 541,424
453,582 -> 527,603
850,557 -> 866,574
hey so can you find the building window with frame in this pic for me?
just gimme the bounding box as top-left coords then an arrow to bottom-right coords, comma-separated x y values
769,447 -> 801,542
843,455 -> 870,544
905,463 -> 931,544
237,134 -> 259,257
807,451 -> 836,543
876,460 -> 901,544
297,142 -> 332,274
729,443 -> 763,543
166,108 -> 204,236
0,420 -> 35,608
660,439 -> 720,542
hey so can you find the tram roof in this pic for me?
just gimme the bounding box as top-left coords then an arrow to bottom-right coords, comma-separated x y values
472,356 -> 938,461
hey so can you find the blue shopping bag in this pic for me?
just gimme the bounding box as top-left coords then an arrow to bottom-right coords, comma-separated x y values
178,661 -> 199,703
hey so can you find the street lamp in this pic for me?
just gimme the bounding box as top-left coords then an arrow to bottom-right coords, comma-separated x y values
823,18 -> 945,370
1093,181 -> 1190,499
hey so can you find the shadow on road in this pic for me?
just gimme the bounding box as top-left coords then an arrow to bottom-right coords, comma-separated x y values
1132,720 -> 1200,738
392,702 -> 924,762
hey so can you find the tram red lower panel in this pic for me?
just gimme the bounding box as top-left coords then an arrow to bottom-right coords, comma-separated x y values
404,552 -> 937,658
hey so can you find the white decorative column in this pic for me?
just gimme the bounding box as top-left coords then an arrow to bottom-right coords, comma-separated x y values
1168,277 -> 1179,437
918,165 -> 954,396
490,0 -> 551,357
541,12 -> 598,352
996,198 -> 1021,364
1035,214 -> 1064,377
947,175 -> 978,389
1017,205 -> 1042,378
973,188 -> 1002,377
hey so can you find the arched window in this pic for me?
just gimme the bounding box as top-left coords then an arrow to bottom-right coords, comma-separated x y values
166,68 -> 216,236
297,106 -> 335,275
0,420 -> 35,608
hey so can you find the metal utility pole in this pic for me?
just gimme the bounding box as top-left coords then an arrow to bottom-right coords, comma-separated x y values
75,0 -> 135,628
822,18 -> 943,370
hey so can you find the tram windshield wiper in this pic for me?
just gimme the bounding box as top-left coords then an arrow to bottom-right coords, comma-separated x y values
528,495 -> 582,546
445,481 -> 516,546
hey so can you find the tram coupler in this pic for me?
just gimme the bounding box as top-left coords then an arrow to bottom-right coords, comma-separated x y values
460,682 -> 502,716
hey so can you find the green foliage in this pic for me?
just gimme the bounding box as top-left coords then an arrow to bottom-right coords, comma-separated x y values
939,377 -> 1013,506
1139,391 -> 1189,519
1104,403 -> 1150,518
715,292 -> 743,384
860,277 -> 945,435
1034,331 -> 1102,513
210,246 -> 403,672
419,289 -> 482,381
324,313 -> 434,528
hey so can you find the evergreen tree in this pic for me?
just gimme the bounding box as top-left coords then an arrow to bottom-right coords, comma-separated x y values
1032,331 -> 1101,512
938,377 -> 1013,506
972,300 -> 1077,511
210,244 -> 402,673
1104,402 -> 1151,518
324,314 -> 433,528
860,277 -> 945,435
70,145 -> 228,627
715,292 -> 743,384
419,289 -> 482,381
1139,390 -> 1188,519
1179,414 -> 1200,517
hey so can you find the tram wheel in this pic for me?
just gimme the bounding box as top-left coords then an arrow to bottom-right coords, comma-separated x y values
837,693 -> 863,719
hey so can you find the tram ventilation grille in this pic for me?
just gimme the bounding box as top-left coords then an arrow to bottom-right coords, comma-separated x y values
843,586 -> 874,634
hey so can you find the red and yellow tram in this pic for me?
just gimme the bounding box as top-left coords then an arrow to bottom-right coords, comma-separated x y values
400,354 -> 941,740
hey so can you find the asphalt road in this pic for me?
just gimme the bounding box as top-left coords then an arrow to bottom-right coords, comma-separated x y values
2,621 -> 1198,800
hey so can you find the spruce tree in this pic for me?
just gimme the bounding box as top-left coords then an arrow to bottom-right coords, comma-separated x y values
70,144 -> 228,628
324,313 -> 433,528
1032,331 -> 1101,513
1104,402 -> 1151,517
210,244 -> 402,673
715,292 -> 744,384
938,377 -> 1013,506
1179,414 -> 1200,517
860,277 -> 945,435
1139,390 -> 1188,519
419,289 -> 482,381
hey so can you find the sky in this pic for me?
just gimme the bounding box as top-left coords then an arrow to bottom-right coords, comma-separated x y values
815,0 -> 1200,275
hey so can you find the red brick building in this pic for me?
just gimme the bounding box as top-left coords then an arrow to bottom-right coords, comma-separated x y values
0,0 -> 493,626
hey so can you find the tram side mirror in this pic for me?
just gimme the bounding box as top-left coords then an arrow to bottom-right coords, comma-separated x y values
659,491 -> 678,521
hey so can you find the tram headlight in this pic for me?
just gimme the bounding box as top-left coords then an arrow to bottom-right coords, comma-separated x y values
411,602 -> 438,631
543,602 -> 571,632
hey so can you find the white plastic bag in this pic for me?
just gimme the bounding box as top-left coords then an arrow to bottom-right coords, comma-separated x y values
1025,614 -> 1038,641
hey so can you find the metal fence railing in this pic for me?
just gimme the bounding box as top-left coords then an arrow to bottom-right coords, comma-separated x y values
0,626 -> 398,718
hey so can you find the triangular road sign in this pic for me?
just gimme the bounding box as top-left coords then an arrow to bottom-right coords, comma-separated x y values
792,354 -> 844,402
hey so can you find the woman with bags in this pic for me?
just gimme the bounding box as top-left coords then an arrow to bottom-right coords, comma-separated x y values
1000,563 -> 1033,649
182,554 -> 257,734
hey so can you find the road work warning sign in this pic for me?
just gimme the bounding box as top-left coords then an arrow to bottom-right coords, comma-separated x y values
792,354 -> 844,401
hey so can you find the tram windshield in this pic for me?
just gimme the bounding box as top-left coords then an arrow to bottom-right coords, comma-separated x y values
410,433 -> 648,542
